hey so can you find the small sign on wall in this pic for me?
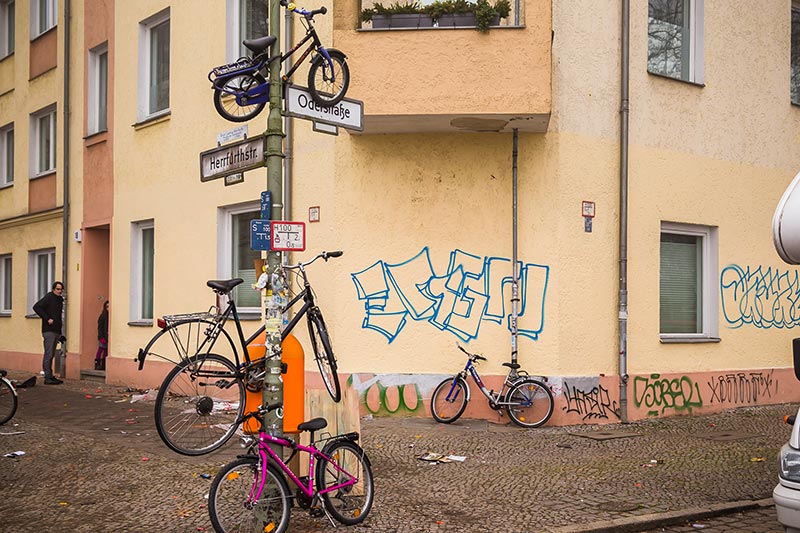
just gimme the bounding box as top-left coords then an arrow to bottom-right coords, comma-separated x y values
582,201 -> 595,233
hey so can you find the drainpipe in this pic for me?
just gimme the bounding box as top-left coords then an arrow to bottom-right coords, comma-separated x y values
618,0 -> 630,423
510,129 -> 519,368
61,0 -> 71,357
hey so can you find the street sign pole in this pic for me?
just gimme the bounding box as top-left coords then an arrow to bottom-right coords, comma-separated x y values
262,0 -> 285,437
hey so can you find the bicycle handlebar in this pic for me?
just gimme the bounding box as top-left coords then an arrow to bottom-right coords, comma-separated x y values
457,344 -> 486,362
281,1 -> 327,18
243,402 -> 283,422
284,250 -> 343,270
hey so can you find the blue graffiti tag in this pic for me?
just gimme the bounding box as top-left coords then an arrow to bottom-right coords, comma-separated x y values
351,247 -> 549,343
720,264 -> 800,329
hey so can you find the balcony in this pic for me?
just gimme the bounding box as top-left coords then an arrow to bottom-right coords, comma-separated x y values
332,0 -> 551,134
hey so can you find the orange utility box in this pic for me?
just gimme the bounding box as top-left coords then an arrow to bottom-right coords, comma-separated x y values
243,332 -> 305,434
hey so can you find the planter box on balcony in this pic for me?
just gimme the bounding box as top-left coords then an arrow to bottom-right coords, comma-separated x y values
436,13 -> 501,27
370,14 -> 434,29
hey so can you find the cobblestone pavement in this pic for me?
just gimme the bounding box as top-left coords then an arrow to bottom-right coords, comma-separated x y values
0,374 -> 795,532
643,503 -> 783,532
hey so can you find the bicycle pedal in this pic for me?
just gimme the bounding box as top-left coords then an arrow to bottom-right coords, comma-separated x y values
309,507 -> 325,518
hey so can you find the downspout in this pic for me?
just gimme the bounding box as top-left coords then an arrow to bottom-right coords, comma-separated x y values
618,0 -> 630,423
61,0 -> 71,348
510,129 -> 519,368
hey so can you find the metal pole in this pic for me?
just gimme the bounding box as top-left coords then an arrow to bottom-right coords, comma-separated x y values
510,129 -> 519,366
262,0 -> 286,436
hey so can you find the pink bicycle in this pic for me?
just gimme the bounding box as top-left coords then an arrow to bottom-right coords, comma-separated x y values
208,403 -> 373,533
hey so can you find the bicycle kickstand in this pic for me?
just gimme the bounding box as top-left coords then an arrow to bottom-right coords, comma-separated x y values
310,496 -> 337,528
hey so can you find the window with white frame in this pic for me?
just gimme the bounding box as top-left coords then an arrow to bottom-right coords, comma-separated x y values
1,0 -> 14,57
28,248 -> 54,313
0,254 -> 11,315
131,220 -> 154,321
659,222 -> 718,339
31,0 -> 55,39
792,3 -> 800,104
88,42 -> 108,134
138,9 -> 170,120
30,105 -> 55,177
647,0 -> 704,84
219,203 -> 261,313
0,123 -> 12,186
226,0 -> 268,62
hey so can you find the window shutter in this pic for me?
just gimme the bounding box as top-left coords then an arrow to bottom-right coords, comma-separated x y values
660,233 -> 702,333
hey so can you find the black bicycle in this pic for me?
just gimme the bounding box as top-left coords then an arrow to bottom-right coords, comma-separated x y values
0,370 -> 18,426
209,0 -> 350,122
136,250 -> 343,456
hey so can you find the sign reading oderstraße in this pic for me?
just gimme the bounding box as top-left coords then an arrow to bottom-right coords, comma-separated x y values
200,135 -> 266,182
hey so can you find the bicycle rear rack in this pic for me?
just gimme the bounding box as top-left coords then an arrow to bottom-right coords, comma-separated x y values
208,57 -> 256,83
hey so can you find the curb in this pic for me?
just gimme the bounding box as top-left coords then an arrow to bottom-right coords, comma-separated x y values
551,498 -> 774,533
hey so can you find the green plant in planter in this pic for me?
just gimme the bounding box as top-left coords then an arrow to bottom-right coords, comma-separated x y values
474,0 -> 506,32
361,1 -> 424,22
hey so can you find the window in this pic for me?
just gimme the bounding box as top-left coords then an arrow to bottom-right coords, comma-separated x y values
0,255 -> 10,315
138,9 -> 170,120
131,220 -> 154,321
88,42 -> 108,134
31,0 -> 55,39
660,222 -> 718,339
219,203 -> 261,313
30,105 -> 56,177
647,0 -> 704,84
792,3 -> 800,104
1,0 -> 13,57
28,248 -> 54,312
226,0 -> 268,62
0,123 -> 12,186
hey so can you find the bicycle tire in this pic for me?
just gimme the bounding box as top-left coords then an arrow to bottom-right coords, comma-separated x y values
430,377 -> 468,424
139,318 -> 238,371
307,49 -> 350,107
0,378 -> 17,426
316,440 -> 374,525
209,456 -> 291,533
504,378 -> 554,428
213,72 -> 268,122
154,353 -> 245,456
307,310 -> 341,403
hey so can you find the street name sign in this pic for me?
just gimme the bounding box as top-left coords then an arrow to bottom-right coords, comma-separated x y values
271,221 -> 306,251
285,85 -> 363,132
200,135 -> 266,182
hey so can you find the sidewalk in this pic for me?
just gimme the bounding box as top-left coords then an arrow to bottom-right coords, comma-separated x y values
0,374 -> 792,532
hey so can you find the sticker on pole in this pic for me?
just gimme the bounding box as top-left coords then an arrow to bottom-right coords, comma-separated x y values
271,221 -> 306,251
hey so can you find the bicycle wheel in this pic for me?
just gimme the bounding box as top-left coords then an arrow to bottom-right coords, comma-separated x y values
213,73 -> 268,122
316,440 -> 374,525
307,49 -> 350,107
154,353 -> 245,456
209,456 -> 291,533
139,318 -> 238,370
0,378 -> 17,426
430,377 -> 468,424
504,378 -> 554,428
307,311 -> 341,402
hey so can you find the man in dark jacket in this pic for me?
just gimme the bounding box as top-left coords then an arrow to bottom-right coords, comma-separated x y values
33,281 -> 65,385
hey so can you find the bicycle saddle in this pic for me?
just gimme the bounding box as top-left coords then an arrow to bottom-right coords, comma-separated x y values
503,362 -> 521,370
297,417 -> 327,432
206,278 -> 244,294
243,35 -> 277,54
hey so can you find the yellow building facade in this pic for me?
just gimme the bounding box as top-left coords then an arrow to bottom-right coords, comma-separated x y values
2,0 -> 800,425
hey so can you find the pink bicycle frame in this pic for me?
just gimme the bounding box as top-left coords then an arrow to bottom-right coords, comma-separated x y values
249,430 -> 359,502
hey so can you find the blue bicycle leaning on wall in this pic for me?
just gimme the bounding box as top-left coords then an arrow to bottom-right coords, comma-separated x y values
208,0 -> 350,123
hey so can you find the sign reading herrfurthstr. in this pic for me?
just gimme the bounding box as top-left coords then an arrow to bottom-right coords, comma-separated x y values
200,135 -> 266,182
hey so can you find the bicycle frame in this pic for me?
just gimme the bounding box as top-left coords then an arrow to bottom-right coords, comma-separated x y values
449,358 -> 524,408
250,430 -> 358,503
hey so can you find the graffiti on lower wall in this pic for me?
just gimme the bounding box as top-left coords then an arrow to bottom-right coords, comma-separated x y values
556,377 -> 621,421
349,374 -> 444,415
633,374 -> 704,416
706,370 -> 777,405
720,264 -> 800,329
351,247 -> 549,343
